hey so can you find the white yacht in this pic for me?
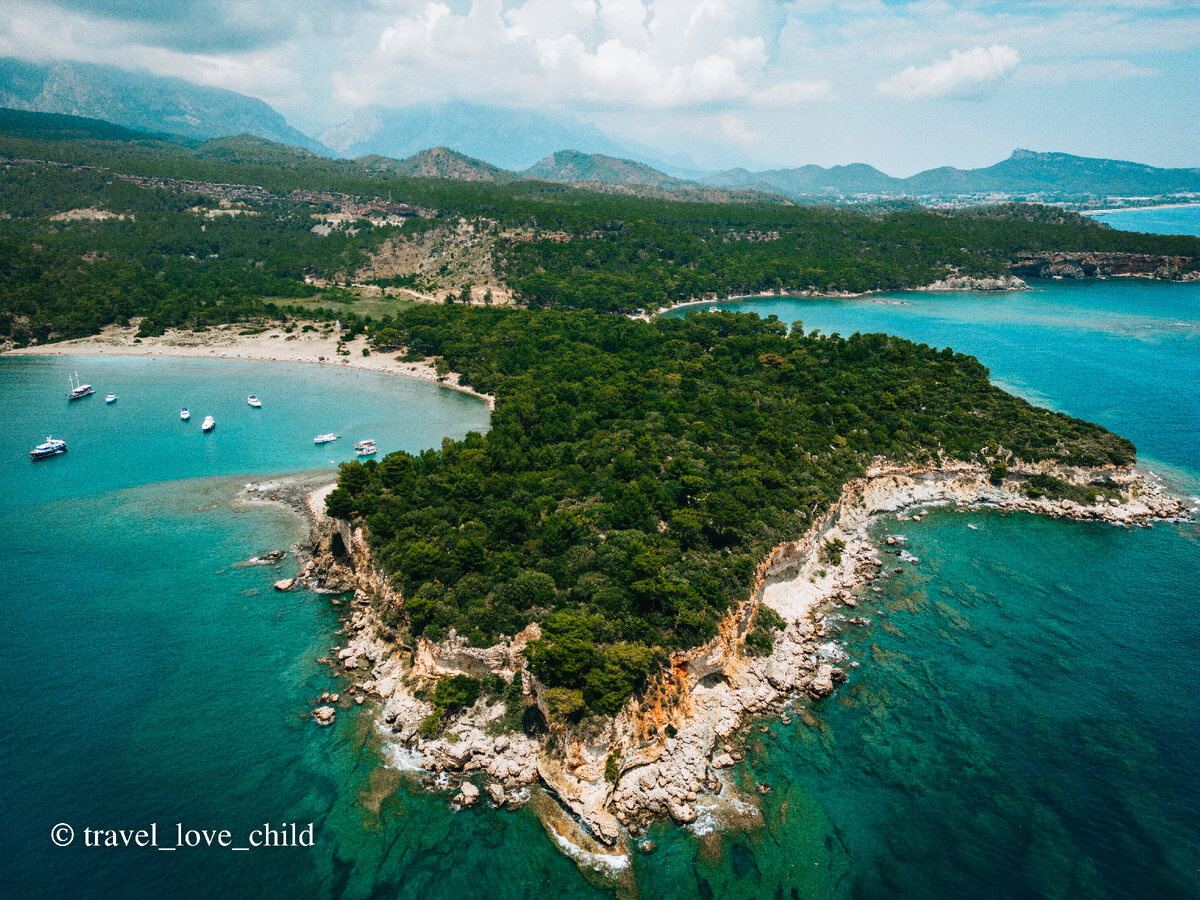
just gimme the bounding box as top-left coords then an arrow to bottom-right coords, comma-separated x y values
201,415 -> 215,432
354,440 -> 377,457
30,436 -> 67,460
181,408 -> 190,421
314,433 -> 340,444
105,392 -> 118,404
247,395 -> 262,408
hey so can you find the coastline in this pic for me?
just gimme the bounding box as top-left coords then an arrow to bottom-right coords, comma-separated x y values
648,274 -> 1028,319
1,322 -> 496,410
1081,201 -> 1200,215
300,458 -> 1189,874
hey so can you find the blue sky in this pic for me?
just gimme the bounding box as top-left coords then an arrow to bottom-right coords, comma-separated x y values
0,0 -> 1196,174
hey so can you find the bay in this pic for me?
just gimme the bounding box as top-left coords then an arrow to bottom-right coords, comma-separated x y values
5,205 -> 1200,897
1086,204 -> 1200,236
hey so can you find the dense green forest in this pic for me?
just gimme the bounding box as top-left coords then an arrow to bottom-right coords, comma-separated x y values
324,305 -> 1134,721
2,112 -> 1199,340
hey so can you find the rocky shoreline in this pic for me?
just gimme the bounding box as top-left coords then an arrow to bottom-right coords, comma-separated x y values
1006,250 -> 1200,282
279,460 -> 1187,873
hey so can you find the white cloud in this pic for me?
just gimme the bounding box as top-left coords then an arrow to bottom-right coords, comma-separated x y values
876,44 -> 1021,100
332,0 -> 785,111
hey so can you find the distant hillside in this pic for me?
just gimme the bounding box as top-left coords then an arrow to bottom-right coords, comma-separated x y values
524,150 -> 691,188
706,163 -> 900,196
320,102 -> 662,171
0,57 -> 328,155
359,147 -> 514,182
906,149 -> 1200,196
707,149 -> 1200,200
0,107 -> 177,144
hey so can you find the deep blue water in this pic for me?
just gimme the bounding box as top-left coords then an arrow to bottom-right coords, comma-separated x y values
4,216 -> 1200,897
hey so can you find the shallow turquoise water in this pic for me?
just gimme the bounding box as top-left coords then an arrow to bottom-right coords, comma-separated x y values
1087,204 -> 1200,235
0,356 -> 491,510
5,254 -> 1200,896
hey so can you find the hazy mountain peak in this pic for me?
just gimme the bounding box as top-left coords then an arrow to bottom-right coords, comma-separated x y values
0,57 -> 328,154
319,102 -> 679,172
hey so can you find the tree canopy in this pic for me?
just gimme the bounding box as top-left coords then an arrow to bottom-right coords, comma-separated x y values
327,304 -> 1134,719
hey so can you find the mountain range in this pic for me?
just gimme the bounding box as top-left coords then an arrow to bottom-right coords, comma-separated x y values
1,56 -> 1197,203
353,146 -> 1200,204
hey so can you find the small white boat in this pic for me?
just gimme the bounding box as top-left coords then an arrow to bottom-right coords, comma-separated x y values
247,395 -> 262,408
66,372 -> 94,401
314,433 -> 340,444
354,441 -> 377,457
30,435 -> 67,460
181,408 -> 190,421
201,415 -> 215,433
105,392 -> 117,404
353,440 -> 376,450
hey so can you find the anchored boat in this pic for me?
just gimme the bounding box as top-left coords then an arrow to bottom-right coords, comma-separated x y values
105,392 -> 117,404
66,373 -> 94,401
181,408 -> 190,421
247,395 -> 262,408
314,433 -> 340,444
201,415 -> 215,432
30,436 -> 67,460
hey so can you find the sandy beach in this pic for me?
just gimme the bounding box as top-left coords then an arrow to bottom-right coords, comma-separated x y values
3,322 -> 495,409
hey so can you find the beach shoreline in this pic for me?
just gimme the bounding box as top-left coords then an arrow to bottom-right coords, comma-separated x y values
648,274 -> 1028,319
1,322 -> 496,410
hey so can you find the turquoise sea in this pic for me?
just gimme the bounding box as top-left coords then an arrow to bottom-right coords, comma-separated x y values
4,211 -> 1199,896
1087,204 -> 1200,236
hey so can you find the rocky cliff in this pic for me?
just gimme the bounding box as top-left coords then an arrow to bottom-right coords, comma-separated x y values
304,460 -> 1187,869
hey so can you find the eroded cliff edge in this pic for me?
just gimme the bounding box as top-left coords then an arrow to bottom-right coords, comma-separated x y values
300,460 -> 1187,867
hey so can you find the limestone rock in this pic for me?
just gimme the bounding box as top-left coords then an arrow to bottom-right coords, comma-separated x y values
311,706 -> 336,726
454,782 -> 480,807
809,664 -> 835,699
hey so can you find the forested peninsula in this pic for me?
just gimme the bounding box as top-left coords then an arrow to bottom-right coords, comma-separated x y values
2,110 -> 1193,863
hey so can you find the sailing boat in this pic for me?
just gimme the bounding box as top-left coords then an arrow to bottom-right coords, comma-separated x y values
66,372 -> 94,401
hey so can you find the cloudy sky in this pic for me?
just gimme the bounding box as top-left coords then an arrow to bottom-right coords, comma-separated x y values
1,0 -> 1196,173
